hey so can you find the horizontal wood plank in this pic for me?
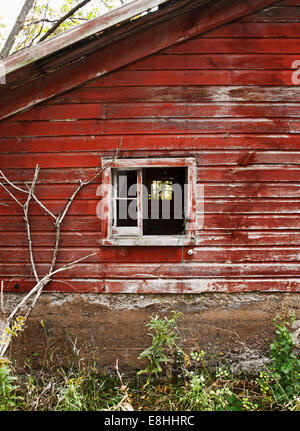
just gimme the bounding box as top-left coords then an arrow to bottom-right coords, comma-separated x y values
126,54 -> 300,70
200,199 -> 300,214
1,214 -> 300,231
196,231 -> 300,245
200,22 -> 300,37
2,182 -> 300,201
2,166 -> 300,184
102,102 -> 300,119
0,200 -> 98,216
202,214 -> 300,229
7,104 -> 104,122
3,198 -> 300,216
200,183 -> 300,198
162,38 -> 300,54
0,118 -> 297,136
9,102 -> 300,122
0,153 -> 101,168
0,135 -> 300,152
2,277 -> 299,293
84,70 -> 297,86
51,86 -> 300,103
3,151 -> 300,168
2,230 -> 300,247
0,168 -> 100,184
241,6 -> 300,22
1,246 -> 300,263
197,167 -> 300,182
0,215 -> 102,232
2,262 -> 300,278
0,232 -> 101,247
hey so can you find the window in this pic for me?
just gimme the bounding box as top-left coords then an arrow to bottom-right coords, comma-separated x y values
100,158 -> 196,246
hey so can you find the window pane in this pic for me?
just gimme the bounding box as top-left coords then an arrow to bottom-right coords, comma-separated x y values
151,180 -> 173,200
116,170 -> 137,198
116,199 -> 138,227
142,167 -> 186,235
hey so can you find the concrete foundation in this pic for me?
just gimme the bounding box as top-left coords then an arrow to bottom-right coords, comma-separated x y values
3,292 -> 300,375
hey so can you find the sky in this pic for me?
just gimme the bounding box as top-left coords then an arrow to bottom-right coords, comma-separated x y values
0,0 -> 132,41
0,1 -> 26,37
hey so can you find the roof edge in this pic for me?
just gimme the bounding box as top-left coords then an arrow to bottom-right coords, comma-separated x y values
0,0 -> 280,121
1,0 -> 170,77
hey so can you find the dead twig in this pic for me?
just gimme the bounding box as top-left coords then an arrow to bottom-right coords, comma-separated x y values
107,359 -> 134,411
0,145 -> 120,359
0,280 -> 6,319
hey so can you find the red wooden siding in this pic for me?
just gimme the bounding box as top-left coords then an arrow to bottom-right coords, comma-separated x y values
0,1 -> 300,293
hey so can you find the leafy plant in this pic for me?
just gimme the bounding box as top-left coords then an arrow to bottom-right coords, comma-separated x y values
181,366 -> 258,411
0,316 -> 26,346
270,314 -> 300,393
137,312 -> 187,385
257,313 -> 300,408
0,312 -> 299,411
56,373 -> 86,411
0,363 -> 23,411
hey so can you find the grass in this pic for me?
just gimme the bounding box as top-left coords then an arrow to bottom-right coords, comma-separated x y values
0,311 -> 299,411
1,364 -> 298,411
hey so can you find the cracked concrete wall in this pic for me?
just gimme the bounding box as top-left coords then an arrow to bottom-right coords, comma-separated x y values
3,292 -> 300,374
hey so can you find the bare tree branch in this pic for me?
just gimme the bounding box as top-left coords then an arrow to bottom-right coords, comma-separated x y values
0,183 -> 23,207
0,281 -> 6,319
0,166 -> 40,283
0,171 -> 27,193
0,0 -> 36,58
23,166 -> 40,283
28,1 -> 51,47
38,0 -> 94,43
0,252 -> 95,357
100,0 -> 111,9
0,144 -> 121,359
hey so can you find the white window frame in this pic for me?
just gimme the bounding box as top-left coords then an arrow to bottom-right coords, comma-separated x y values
100,157 -> 196,246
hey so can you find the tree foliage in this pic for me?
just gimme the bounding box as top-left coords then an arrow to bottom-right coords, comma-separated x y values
1,0 -> 129,57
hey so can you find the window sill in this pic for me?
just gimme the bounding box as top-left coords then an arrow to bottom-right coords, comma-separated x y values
102,235 -> 195,246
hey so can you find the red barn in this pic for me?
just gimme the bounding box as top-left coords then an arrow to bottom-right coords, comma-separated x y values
0,0 -> 300,369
